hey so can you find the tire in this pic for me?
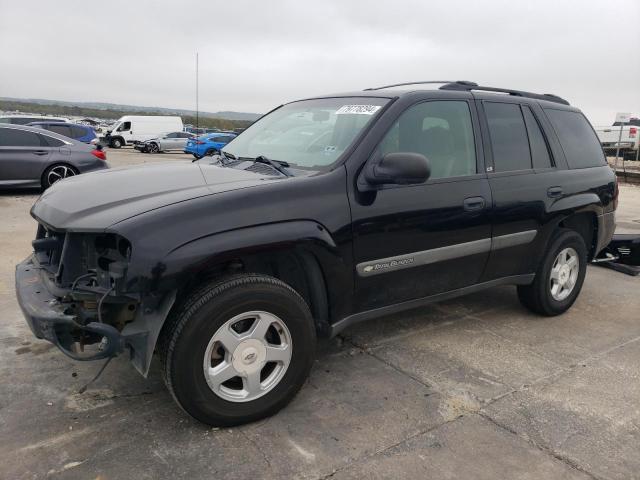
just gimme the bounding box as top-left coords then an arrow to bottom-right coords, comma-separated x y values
110,137 -> 123,149
148,143 -> 160,154
42,163 -> 78,189
517,230 -> 587,316
205,148 -> 219,157
192,153 -> 203,160
159,274 -> 316,426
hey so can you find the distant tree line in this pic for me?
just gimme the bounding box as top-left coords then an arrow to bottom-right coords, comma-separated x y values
0,100 -> 253,130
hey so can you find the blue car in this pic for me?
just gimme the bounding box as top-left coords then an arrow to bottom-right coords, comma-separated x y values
184,132 -> 236,158
27,122 -> 98,144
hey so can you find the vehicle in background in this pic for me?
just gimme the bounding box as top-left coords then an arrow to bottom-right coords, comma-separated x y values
134,131 -> 195,153
0,115 -> 69,125
595,117 -> 639,160
27,122 -> 99,145
103,116 -> 183,148
184,132 -> 236,158
0,124 -> 108,189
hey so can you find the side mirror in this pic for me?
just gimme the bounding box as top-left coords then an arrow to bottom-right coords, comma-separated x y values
364,152 -> 431,186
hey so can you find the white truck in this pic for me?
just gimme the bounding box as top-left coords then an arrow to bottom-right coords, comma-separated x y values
595,116 -> 639,161
104,115 -> 184,148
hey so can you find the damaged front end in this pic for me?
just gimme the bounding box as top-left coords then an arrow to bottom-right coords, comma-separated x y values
15,224 -> 175,376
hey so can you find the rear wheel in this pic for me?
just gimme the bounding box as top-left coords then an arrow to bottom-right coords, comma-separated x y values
517,230 -> 587,316
42,163 -> 77,189
160,274 -> 316,426
192,153 -> 203,160
205,148 -> 219,157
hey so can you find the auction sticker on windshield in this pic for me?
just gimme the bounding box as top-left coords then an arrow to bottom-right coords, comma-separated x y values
336,105 -> 382,115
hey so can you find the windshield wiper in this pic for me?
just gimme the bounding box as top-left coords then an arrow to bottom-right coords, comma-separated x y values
220,150 -> 236,163
241,155 -> 293,177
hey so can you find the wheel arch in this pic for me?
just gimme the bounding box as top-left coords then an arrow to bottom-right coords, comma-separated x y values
161,221 -> 350,338
40,162 -> 79,188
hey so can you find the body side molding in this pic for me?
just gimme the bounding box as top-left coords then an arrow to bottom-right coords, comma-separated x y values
356,231 -> 537,277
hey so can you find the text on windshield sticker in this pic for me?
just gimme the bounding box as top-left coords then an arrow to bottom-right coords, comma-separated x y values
336,105 -> 382,115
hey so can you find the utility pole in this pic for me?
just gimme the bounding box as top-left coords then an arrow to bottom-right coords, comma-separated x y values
196,52 -> 199,131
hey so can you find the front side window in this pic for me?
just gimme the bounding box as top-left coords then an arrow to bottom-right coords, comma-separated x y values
117,121 -> 131,132
223,97 -> 389,170
0,128 -> 44,147
484,102 -> 532,172
378,100 -> 477,179
544,109 -> 605,169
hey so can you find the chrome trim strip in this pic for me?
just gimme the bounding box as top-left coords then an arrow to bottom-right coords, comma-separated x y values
356,238 -> 491,277
356,230 -> 538,277
491,230 -> 537,251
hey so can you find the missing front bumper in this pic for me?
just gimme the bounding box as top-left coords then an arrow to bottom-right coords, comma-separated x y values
15,256 -> 124,361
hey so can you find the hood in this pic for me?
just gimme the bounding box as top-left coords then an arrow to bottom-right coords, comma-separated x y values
31,162 -> 279,231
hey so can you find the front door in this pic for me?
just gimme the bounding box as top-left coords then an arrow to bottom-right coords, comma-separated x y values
351,99 -> 492,311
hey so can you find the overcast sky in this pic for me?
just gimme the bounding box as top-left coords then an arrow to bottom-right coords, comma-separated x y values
0,0 -> 638,123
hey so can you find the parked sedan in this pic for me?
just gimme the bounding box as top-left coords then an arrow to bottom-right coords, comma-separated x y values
0,124 -> 108,189
134,131 -> 195,153
184,132 -> 236,159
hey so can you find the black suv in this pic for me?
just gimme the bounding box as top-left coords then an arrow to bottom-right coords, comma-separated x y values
16,81 -> 617,426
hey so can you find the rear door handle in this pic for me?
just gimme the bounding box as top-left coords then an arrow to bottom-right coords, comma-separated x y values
463,196 -> 486,212
547,187 -> 563,198
33,150 -> 48,155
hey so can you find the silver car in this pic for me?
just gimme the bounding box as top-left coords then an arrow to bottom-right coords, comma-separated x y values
0,124 -> 109,189
135,131 -> 195,153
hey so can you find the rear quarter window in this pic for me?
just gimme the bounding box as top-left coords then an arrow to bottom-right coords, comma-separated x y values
544,109 -> 605,169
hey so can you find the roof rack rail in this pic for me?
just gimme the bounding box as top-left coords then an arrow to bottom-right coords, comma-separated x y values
440,81 -> 570,105
364,80 -> 471,91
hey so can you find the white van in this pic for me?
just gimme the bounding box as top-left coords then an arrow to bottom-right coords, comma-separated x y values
104,116 -> 184,148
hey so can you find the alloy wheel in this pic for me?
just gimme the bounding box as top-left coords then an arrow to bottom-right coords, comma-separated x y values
203,311 -> 292,402
549,247 -> 579,301
47,165 -> 76,186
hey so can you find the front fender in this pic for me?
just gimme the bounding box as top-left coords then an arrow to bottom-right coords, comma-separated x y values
161,220 -> 352,316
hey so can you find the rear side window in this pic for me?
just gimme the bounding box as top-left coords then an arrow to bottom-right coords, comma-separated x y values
71,125 -> 89,138
42,135 -> 64,147
484,102 -> 531,172
379,100 -> 477,179
48,124 -> 72,137
545,109 -> 605,169
522,106 -> 553,169
0,128 -> 45,147
213,136 -> 232,143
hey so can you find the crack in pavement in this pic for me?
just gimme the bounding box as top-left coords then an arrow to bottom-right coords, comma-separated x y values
334,330 -> 640,480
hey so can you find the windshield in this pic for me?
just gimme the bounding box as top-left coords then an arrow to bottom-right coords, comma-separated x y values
222,97 -> 389,170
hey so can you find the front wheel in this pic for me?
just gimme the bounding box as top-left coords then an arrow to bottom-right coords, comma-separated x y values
518,230 -> 587,316
148,143 -> 160,153
110,137 -> 123,148
160,274 -> 316,426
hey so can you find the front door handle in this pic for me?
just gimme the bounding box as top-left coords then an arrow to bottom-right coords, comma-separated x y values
547,186 -> 563,198
463,196 -> 486,212
33,150 -> 48,156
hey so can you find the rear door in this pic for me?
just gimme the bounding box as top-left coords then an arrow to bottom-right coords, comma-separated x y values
0,127 -> 52,183
477,99 -> 560,280
350,99 -> 493,310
